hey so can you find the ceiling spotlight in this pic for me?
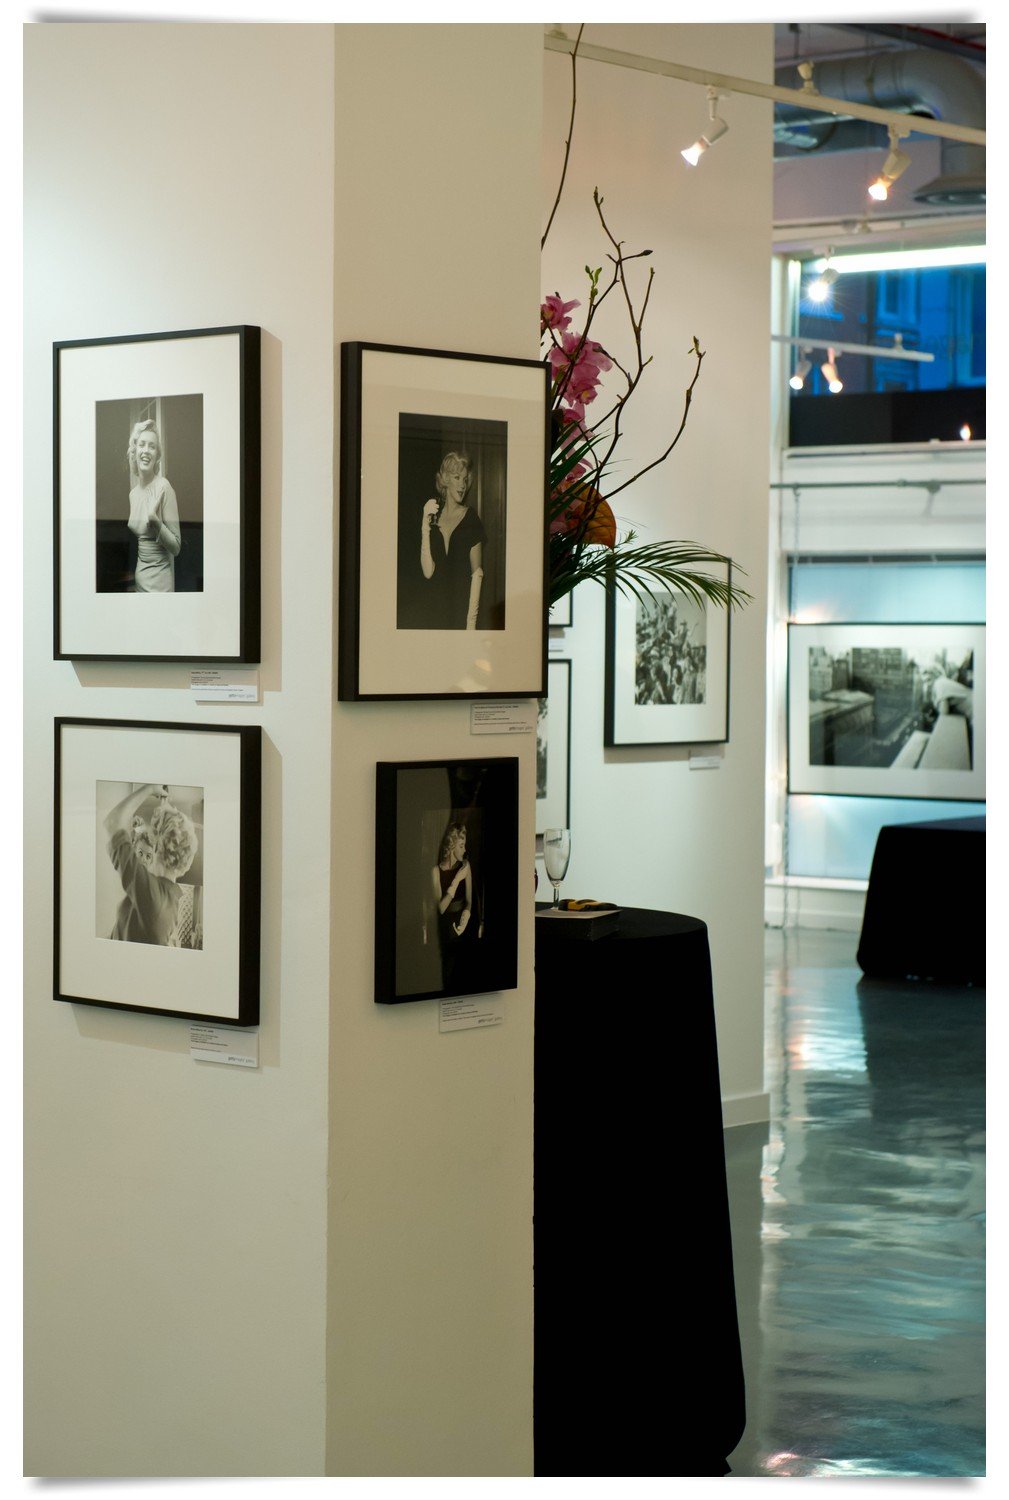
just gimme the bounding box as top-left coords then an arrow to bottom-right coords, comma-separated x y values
868,124 -> 912,202
681,87 -> 729,166
789,350 -> 812,390
807,257 -> 840,303
820,348 -> 843,394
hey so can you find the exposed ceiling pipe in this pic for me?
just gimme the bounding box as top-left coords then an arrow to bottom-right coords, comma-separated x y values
835,24 -> 986,62
774,48 -> 985,205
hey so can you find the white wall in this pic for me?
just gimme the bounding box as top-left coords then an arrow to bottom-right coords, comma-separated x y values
542,25 -> 773,1126
24,23 -> 336,1476
325,25 -> 541,1477
24,20 -> 544,1479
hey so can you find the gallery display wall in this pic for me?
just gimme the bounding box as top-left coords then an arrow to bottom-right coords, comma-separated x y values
766,435 -> 986,928
541,24 -> 773,1127
25,19 -> 773,1479
25,22 -> 543,1479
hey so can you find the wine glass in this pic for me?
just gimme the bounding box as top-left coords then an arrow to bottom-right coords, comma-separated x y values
543,828 -> 571,909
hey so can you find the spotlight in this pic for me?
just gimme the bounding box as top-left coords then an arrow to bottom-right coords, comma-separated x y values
807,260 -> 839,303
820,348 -> 843,394
681,87 -> 729,166
868,124 -> 911,202
789,350 -> 812,390
959,424 -> 972,442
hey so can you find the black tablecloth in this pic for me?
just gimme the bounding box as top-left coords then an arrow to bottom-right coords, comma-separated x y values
533,906 -> 746,1477
857,816 -> 985,984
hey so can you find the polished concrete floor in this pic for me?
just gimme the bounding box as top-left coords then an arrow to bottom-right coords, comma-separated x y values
724,927 -> 985,1478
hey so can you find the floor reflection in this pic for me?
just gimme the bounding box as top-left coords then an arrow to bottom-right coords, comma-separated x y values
725,927 -> 984,1478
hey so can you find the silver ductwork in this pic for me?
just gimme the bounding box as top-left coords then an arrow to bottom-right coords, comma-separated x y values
774,48 -> 985,205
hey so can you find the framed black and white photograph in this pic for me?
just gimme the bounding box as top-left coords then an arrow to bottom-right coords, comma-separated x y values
55,718 -> 261,1023
604,565 -> 732,747
375,757 -> 519,1004
536,659 -> 571,836
787,622 -> 985,800
549,592 -> 573,629
54,325 -> 260,661
339,341 -> 549,699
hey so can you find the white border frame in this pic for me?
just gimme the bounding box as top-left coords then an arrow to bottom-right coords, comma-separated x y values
536,659 -> 571,835
55,327 -> 259,661
56,719 -> 260,1023
787,621 -> 986,800
340,343 -> 549,699
605,565 -> 731,747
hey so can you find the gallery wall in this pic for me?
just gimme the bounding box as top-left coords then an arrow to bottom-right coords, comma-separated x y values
768,438 -> 986,922
24,24 -> 336,1476
541,24 -> 774,1125
24,20 -> 544,1479
325,25 -> 542,1477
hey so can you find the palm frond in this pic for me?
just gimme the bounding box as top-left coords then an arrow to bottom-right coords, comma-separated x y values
548,538 -> 751,611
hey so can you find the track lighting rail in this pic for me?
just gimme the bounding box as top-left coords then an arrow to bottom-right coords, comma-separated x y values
773,334 -> 934,363
544,32 -> 986,147
769,480 -> 983,491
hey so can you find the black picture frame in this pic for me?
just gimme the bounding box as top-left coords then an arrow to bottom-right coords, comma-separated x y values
604,565 -> 732,747
55,717 -> 262,1024
536,658 -> 572,835
54,324 -> 261,662
375,757 -> 519,1004
787,621 -> 985,800
339,341 -> 550,700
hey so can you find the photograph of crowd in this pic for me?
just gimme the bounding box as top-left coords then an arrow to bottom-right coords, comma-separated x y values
807,641 -> 975,770
635,591 -> 708,706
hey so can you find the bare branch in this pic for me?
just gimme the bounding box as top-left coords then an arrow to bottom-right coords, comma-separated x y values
541,25 -> 585,251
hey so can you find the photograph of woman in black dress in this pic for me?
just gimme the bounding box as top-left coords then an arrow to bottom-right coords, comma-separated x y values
396,413 -> 507,631
377,758 -> 518,1004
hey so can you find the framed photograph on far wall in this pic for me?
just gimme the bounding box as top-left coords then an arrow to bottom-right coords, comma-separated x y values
339,341 -> 550,700
787,622 -> 985,800
375,758 -> 519,1004
54,325 -> 261,661
55,718 -> 261,1024
536,659 -> 571,835
549,592 -> 573,629
604,564 -> 732,747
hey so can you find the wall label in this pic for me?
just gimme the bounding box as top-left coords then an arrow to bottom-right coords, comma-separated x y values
470,702 -> 536,736
439,997 -> 505,1032
190,669 -> 260,703
190,1024 -> 260,1067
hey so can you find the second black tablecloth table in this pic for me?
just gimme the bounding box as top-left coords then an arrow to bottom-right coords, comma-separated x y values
857,816 -> 985,985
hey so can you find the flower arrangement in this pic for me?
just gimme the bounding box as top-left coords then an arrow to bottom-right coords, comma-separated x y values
541,33 -> 749,617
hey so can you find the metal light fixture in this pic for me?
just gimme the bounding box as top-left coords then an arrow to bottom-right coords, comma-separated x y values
820,348 -> 843,394
681,87 -> 729,166
807,253 -> 840,304
789,349 -> 813,391
868,124 -> 912,202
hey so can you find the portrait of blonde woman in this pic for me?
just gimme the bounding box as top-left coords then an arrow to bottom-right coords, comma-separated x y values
94,393 -> 205,594
96,781 -> 204,950
396,412 -> 508,632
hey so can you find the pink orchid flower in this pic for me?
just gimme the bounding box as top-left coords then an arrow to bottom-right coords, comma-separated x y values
541,293 -> 581,335
548,332 -> 613,407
